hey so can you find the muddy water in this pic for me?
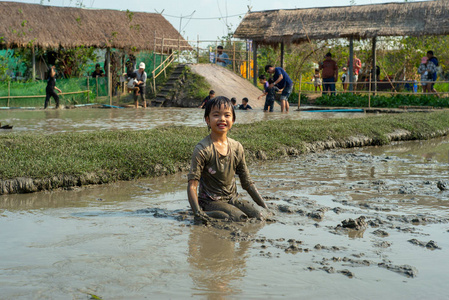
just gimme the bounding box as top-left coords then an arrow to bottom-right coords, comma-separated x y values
0,107 -> 367,133
1,137 -> 449,299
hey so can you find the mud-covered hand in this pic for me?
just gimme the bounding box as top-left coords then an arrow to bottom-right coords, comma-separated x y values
247,184 -> 268,209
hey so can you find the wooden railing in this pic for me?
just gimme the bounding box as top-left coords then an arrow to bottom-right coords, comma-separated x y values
151,52 -> 176,93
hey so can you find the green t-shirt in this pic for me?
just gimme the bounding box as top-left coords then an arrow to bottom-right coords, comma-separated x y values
188,135 -> 253,201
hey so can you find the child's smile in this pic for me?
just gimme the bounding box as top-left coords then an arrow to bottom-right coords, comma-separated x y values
206,105 -> 234,134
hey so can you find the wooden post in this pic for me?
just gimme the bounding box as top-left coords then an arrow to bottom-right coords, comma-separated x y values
7,81 -> 10,107
96,76 -> 99,98
107,48 -> 112,105
368,71 -> 371,108
298,74 -> 302,109
280,42 -> 284,69
162,37 -> 166,78
197,35 -> 200,63
153,31 -> 157,74
233,41 -> 236,73
86,76 -> 90,103
252,41 -> 258,86
177,35 -> 180,62
348,37 -> 354,92
372,36 -> 377,95
31,45 -> 36,81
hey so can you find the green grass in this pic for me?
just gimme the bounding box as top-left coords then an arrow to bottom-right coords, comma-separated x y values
1,111 -> 449,187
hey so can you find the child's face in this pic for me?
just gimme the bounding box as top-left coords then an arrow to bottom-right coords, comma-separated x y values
259,79 -> 266,84
205,104 -> 234,134
242,100 -> 248,105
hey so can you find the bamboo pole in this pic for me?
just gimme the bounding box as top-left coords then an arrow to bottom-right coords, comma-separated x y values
31,45 -> 36,82
162,37 -> 166,78
153,31 -> 157,74
107,48 -> 112,105
368,71 -> 372,108
177,35 -> 180,62
0,91 -> 90,100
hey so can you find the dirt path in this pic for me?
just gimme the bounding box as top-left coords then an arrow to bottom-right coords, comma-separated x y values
189,64 -> 275,109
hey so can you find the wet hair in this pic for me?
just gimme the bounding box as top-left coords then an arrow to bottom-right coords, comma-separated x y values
265,65 -> 273,72
427,50 -> 434,56
204,96 -> 236,122
231,97 -> 237,104
209,90 -> 215,95
268,78 -> 275,84
242,97 -> 249,103
259,74 -> 266,80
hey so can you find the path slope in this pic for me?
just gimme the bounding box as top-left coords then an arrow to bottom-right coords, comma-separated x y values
189,64 -> 274,109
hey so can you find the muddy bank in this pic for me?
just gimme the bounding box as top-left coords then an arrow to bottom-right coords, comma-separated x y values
2,127 -> 448,195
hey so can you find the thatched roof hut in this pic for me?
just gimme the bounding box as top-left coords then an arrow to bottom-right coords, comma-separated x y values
234,0 -> 449,45
0,2 -> 190,52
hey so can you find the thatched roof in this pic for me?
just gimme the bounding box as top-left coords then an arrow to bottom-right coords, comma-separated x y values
0,2 -> 191,52
234,0 -> 449,44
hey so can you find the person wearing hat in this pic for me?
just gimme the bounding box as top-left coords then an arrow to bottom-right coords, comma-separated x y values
134,62 -> 147,108
319,52 -> 338,95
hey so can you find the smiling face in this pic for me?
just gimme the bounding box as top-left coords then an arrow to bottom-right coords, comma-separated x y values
205,104 -> 234,135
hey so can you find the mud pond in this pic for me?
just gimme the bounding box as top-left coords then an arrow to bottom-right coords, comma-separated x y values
1,109 -> 449,299
0,107 -> 367,133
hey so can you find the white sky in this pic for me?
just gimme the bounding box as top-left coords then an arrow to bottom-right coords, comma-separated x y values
7,0 -> 429,41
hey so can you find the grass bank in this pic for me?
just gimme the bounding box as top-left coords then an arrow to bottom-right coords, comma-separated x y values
1,111 -> 449,194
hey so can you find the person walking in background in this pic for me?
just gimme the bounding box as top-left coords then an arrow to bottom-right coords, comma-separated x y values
265,64 -> 293,113
347,54 -> 362,90
426,50 -> 439,95
214,46 -> 231,67
319,53 -> 338,95
134,62 -> 147,108
44,66 -> 62,109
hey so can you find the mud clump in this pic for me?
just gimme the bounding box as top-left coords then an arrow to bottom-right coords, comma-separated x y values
338,216 -> 367,230
408,239 -> 441,250
372,229 -> 389,237
378,263 -> 418,278
437,180 -> 449,191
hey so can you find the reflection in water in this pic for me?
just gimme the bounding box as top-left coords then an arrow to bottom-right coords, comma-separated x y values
188,223 -> 263,299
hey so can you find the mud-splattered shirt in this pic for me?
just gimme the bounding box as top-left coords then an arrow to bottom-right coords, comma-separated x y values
188,135 -> 253,201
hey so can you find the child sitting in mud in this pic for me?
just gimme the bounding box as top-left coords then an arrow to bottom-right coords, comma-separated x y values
187,96 -> 269,222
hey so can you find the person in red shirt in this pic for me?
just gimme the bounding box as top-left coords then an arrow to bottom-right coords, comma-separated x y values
319,53 -> 338,95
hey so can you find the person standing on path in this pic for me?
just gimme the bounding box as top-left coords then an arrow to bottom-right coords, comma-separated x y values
44,66 -> 62,109
347,54 -> 362,91
319,53 -> 338,95
214,46 -> 231,68
134,62 -> 147,108
265,64 -> 293,113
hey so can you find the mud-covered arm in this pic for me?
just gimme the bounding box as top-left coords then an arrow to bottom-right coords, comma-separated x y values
187,180 -> 202,216
236,144 -> 268,209
247,184 -> 268,209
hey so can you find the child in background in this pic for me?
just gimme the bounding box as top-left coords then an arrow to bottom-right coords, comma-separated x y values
238,97 -> 252,110
44,66 -> 62,109
187,96 -> 268,222
341,67 -> 348,92
231,97 -> 238,109
199,90 -> 215,109
258,77 -> 279,112
126,72 -> 140,95
313,68 -> 322,92
417,56 -> 437,94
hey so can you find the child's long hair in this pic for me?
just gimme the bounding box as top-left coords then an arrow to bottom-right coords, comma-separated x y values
204,96 -> 236,122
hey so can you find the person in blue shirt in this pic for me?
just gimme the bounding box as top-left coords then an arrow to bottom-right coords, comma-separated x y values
238,97 -> 252,110
265,65 -> 293,113
214,46 -> 231,67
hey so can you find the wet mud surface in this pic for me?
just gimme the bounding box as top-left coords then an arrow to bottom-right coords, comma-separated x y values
0,107 -> 366,133
1,137 -> 449,299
